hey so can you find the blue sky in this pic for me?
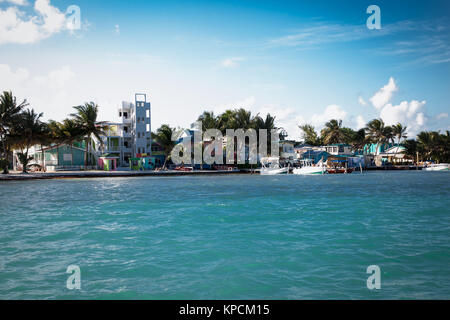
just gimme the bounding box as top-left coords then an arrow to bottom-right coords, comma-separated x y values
0,0 -> 449,138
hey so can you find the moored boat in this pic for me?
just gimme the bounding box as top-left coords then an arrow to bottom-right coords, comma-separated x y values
293,158 -> 326,175
260,157 -> 289,175
424,163 -> 450,171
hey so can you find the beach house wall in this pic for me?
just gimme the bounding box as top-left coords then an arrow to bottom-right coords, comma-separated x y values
280,140 -> 296,162
324,144 -> 353,156
14,143 -> 86,171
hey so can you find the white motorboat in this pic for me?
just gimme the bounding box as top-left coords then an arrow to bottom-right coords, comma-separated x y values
424,163 -> 450,171
260,157 -> 289,175
293,158 -> 326,175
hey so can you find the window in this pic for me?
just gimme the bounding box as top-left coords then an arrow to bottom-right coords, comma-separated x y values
146,110 -> 150,118
119,112 -> 122,117
123,112 -> 128,119
146,124 -> 150,132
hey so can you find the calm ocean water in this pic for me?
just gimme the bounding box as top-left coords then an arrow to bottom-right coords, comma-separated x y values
0,171 -> 449,299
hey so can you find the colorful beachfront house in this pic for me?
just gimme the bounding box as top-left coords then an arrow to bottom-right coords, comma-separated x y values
13,142 -> 87,172
93,93 -> 152,167
363,143 -> 393,155
150,142 -> 166,167
98,154 -> 119,171
294,144 -> 328,163
324,143 -> 353,156
377,145 -> 411,164
279,140 -> 297,163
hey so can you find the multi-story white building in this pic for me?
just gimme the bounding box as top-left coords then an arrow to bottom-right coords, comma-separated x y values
97,93 -> 152,166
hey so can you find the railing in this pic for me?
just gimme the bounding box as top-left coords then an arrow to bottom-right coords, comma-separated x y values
105,146 -> 121,152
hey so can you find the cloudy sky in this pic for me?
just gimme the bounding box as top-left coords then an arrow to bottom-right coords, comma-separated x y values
0,0 -> 449,139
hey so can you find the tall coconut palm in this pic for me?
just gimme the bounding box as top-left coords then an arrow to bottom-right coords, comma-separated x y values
47,120 -> 66,166
70,102 -> 105,168
321,119 -> 346,145
299,124 -> 320,146
234,108 -> 255,130
349,128 -> 367,154
12,109 -> 44,173
417,131 -> 442,162
35,122 -> 52,171
392,123 -> 408,162
365,118 -> 390,155
61,118 -> 84,166
0,91 -> 28,173
197,111 -> 219,131
151,124 -> 176,169
217,110 -> 238,133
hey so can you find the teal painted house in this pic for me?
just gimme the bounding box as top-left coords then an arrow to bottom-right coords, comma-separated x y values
20,141 -> 89,171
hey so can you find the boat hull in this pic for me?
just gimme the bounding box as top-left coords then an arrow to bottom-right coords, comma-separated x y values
424,164 -> 450,171
292,167 -> 325,175
260,167 -> 289,175
327,168 -> 354,174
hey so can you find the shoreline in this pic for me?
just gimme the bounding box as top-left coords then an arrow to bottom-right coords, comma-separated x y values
0,170 -> 250,181
0,165 -> 429,181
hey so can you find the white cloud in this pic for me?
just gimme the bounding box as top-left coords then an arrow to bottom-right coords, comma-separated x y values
369,77 -> 398,109
356,115 -> 366,129
436,112 -> 448,119
358,96 -> 367,107
220,57 -> 244,68
379,100 -> 427,135
0,64 -> 76,120
114,24 -> 120,34
0,0 -> 68,45
310,104 -> 347,127
368,77 -> 429,135
0,0 -> 28,5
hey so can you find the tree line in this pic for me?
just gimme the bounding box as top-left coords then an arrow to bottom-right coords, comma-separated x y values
0,91 -> 105,174
299,118 -> 449,163
2,91 -> 449,174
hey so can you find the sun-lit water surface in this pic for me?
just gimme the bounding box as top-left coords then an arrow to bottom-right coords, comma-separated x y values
0,171 -> 449,299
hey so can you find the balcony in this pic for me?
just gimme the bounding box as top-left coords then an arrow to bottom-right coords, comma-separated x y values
121,131 -> 132,138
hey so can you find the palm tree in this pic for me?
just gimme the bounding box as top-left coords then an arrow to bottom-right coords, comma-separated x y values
403,139 -> 419,162
47,120 -> 66,167
0,91 -> 28,173
234,108 -> 255,130
12,109 -> 44,173
417,131 -> 442,162
217,110 -> 238,133
151,124 -> 176,169
365,119 -> 390,155
61,119 -> 83,166
197,111 -> 219,131
321,119 -> 346,145
299,124 -> 321,146
392,123 -> 408,162
349,128 -> 367,154
70,102 -> 105,169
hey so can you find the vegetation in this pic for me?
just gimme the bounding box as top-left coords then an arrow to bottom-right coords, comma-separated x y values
0,91 -> 29,173
1,89 -> 448,174
151,124 -> 177,169
71,102 -> 106,168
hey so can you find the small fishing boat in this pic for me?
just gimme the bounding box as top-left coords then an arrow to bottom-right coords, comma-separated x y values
293,158 -> 326,175
424,163 -> 450,171
260,157 -> 289,175
326,157 -> 354,174
327,167 -> 354,174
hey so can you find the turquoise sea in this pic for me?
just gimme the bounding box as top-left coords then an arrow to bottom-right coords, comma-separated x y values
0,171 -> 449,299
